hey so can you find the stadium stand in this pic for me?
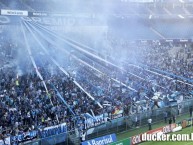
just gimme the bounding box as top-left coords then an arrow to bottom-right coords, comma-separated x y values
1,0 -> 193,145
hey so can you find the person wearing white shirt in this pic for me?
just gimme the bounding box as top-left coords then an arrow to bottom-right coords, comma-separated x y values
81,131 -> 86,142
148,118 -> 152,130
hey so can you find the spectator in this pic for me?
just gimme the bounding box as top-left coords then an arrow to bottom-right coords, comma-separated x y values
152,100 -> 160,109
163,111 -> 168,123
135,115 -> 139,128
172,115 -> 176,123
0,133 -> 5,145
131,115 -> 138,128
189,106 -> 193,117
2,28 -> 193,144
81,131 -> 86,142
169,118 -> 172,125
178,104 -> 182,115
169,118 -> 172,130
147,118 -> 152,130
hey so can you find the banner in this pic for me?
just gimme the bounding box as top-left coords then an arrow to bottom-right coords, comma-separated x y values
187,118 -> 193,127
179,118 -> 193,128
21,16 -> 106,26
10,130 -> 38,145
180,39 -> 188,42
165,39 -> 173,42
111,113 -> 123,120
1,9 -> 28,16
176,121 -> 182,127
181,120 -> 187,128
109,138 -> 130,145
30,12 -> 48,17
131,123 -> 176,145
85,114 -> 108,129
81,133 -> 117,145
111,107 -> 123,119
10,123 -> 67,144
39,122 -> 67,138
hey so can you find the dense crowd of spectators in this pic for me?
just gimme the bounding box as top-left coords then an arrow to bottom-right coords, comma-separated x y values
1,0 -> 193,144
1,29 -> 193,144
106,35 -> 193,108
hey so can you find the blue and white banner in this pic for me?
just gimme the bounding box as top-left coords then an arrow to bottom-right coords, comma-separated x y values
10,130 -> 38,145
10,123 -> 67,144
84,114 -> 108,129
39,122 -> 67,138
82,134 -> 117,145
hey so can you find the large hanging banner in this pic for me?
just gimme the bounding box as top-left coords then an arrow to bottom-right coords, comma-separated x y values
10,123 -> 67,145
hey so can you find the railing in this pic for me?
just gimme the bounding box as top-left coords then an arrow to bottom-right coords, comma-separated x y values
23,131 -> 72,145
7,98 -> 193,145
86,99 -> 193,140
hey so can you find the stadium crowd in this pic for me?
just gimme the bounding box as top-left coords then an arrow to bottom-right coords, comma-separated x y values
1,32 -> 193,144
107,35 -> 193,97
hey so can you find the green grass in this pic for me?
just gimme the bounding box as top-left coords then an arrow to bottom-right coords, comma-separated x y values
117,122 -> 167,140
116,113 -> 191,144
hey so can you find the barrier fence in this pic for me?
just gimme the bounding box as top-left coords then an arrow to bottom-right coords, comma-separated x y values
23,131 -> 71,145
86,98 -> 193,140
1,98 -> 193,145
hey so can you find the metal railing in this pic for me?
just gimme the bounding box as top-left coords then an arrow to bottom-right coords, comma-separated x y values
86,99 -> 193,140
11,98 -> 193,145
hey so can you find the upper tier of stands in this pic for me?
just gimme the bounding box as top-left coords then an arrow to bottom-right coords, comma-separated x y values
0,0 -> 193,15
